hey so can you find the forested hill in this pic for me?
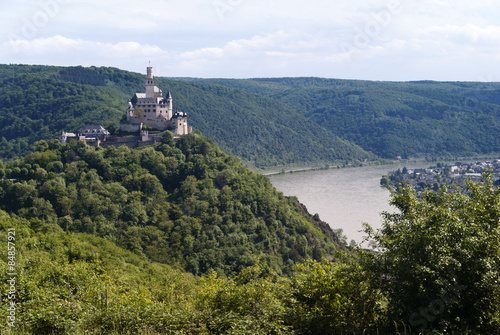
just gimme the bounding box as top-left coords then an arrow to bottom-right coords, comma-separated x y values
2,137 -> 499,334
0,64 -> 373,167
178,77 -> 500,159
0,132 -> 342,276
3,64 -> 500,164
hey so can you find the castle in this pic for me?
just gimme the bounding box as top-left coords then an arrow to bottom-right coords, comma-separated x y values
61,66 -> 191,147
121,67 -> 192,135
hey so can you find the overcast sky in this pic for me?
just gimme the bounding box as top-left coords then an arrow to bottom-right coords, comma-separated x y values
1,0 -> 499,81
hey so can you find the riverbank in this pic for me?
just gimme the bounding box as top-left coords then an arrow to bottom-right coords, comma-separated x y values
257,159 -> 394,176
255,153 -> 500,176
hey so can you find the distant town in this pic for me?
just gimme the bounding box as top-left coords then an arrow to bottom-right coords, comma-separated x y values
381,160 -> 500,193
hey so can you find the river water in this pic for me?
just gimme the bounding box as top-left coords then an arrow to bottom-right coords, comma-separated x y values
268,163 -> 429,244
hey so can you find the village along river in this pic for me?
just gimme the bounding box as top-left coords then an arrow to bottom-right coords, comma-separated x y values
267,162 -> 431,244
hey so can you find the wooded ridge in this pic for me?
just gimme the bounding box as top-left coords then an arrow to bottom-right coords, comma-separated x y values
0,64 -> 373,167
4,64 -> 500,167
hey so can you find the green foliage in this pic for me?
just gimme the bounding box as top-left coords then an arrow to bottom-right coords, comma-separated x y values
380,168 -> 405,191
3,65 -> 500,334
179,77 -> 500,159
283,86 -> 499,159
0,64 -> 372,167
0,209 -> 377,334
365,174 -> 500,333
0,134 -> 342,277
0,211 -> 200,334
157,79 -> 374,167
0,65 -> 140,160
2,172 -> 498,334
197,266 -> 291,334
2,65 -> 500,163
286,259 -> 383,334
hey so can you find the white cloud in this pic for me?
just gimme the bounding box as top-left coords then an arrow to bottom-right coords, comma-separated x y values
5,36 -> 167,57
1,0 -> 500,80
181,47 -> 224,58
420,24 -> 500,44
174,30 -> 333,76
1,36 -> 171,74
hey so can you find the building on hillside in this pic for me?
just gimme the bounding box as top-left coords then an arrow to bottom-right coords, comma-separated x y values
59,131 -> 78,145
60,125 -> 110,146
120,66 -> 192,135
59,66 -> 192,147
77,125 -> 110,139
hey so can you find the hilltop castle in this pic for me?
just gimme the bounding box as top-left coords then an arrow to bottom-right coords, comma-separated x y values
61,66 -> 192,147
120,66 -> 192,135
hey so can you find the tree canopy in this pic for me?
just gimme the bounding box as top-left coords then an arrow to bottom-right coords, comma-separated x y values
0,133 -> 342,277
365,175 -> 500,333
0,137 -> 499,333
0,64 -> 372,167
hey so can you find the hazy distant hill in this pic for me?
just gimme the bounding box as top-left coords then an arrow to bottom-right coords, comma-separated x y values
179,77 -> 500,159
0,64 -> 373,167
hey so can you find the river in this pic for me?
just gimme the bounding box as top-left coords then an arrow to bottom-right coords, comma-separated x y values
267,163 -> 430,244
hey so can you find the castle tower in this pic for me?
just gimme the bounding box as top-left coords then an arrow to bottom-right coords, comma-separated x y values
165,90 -> 173,119
121,66 -> 191,135
145,66 -> 155,98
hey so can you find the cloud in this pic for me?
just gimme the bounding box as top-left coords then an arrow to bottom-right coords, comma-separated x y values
419,24 -> 500,44
174,30 -> 333,76
0,35 -> 171,74
181,47 -> 224,60
5,35 -> 167,57
2,0 -> 500,80
181,30 -> 332,61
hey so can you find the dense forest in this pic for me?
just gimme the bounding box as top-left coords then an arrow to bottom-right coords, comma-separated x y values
179,77 -> 500,159
1,64 -> 500,333
3,64 -> 500,167
0,136 -> 499,333
0,64 -> 373,167
0,132 -> 341,276
0,65 -> 142,161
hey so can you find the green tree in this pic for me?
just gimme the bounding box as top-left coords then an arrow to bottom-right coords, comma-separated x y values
197,265 -> 291,334
365,175 -> 500,333
161,130 -> 175,146
286,259 -> 383,334
0,160 -> 5,179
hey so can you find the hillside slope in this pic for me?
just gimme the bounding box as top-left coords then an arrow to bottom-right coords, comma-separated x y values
276,86 -> 500,158
178,77 -> 500,159
0,64 -> 373,167
155,78 -> 374,167
4,64 -> 499,162
0,208 -> 374,334
0,132 -> 343,276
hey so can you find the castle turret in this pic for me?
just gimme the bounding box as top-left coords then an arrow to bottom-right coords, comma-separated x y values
126,100 -> 133,122
165,90 -> 173,118
145,66 -> 155,98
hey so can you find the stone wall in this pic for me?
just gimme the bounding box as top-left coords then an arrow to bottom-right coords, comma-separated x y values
120,122 -> 142,133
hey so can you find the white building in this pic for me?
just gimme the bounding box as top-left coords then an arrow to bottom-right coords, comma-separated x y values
60,125 -> 110,145
122,67 -> 192,135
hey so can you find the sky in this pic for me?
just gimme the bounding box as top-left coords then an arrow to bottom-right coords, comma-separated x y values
1,0 -> 500,81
